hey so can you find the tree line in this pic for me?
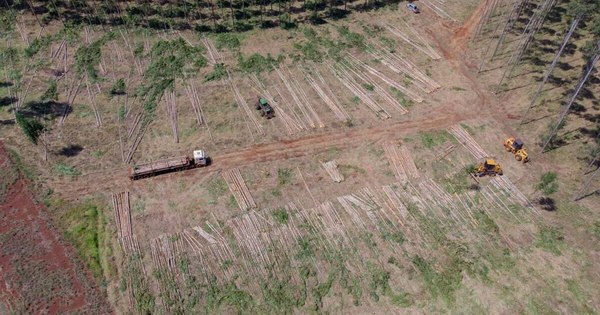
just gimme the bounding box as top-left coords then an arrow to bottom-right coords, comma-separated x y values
1,0 -> 402,33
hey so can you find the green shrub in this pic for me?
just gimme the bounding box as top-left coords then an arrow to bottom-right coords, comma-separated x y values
215,33 -> 241,51
535,226 -> 564,255
54,163 -> 81,177
15,113 -> 44,144
272,208 -> 289,224
41,80 -> 58,102
237,53 -> 279,74
204,63 -> 227,82
536,172 -> 558,195
110,78 -> 126,95
277,168 -> 293,185
61,203 -> 104,277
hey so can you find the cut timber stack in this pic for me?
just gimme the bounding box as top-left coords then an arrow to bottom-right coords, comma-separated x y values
383,143 -> 420,182
112,191 -> 140,254
322,160 -> 344,183
223,168 -> 257,211
448,125 -> 488,159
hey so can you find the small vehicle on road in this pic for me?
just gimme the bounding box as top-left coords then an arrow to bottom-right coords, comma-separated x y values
407,3 -> 420,13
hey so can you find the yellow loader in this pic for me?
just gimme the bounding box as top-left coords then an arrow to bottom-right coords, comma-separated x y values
504,137 -> 529,162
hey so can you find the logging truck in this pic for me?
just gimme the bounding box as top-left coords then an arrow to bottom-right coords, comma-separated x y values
129,150 -> 209,180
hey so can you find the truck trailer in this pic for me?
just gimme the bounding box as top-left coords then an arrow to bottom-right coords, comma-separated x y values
130,150 -> 208,180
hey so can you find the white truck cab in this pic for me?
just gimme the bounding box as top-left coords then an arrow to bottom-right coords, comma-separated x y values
193,150 -> 208,166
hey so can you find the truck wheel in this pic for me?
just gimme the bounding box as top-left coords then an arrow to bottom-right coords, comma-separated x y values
260,111 -> 265,117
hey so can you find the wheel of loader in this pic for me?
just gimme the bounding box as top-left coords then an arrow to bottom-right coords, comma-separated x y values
505,146 -> 512,152
515,155 -> 522,161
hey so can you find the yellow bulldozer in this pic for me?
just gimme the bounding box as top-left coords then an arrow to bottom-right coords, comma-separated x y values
504,137 -> 529,162
473,159 -> 503,177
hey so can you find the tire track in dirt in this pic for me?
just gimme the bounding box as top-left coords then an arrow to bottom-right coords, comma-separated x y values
54,110 -> 471,198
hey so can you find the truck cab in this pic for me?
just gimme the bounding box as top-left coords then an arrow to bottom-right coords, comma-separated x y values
193,150 -> 208,166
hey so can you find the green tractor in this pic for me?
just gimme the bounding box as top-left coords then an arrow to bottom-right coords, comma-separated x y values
256,97 -> 275,119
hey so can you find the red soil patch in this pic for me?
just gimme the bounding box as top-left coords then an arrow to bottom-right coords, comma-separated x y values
0,142 -> 110,314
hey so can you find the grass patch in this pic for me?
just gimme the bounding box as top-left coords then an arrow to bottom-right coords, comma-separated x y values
54,163 -> 81,177
277,168 -> 293,185
338,164 -> 366,177
419,130 -> 451,149
391,87 -> 414,108
237,53 -> 281,74
204,63 -> 227,82
228,195 -> 238,208
535,226 -> 564,255
272,208 -> 289,224
110,78 -> 126,95
535,172 -> 558,196
59,202 -> 105,277
451,86 -> 466,91
207,178 -> 228,198
412,255 -> 462,304
460,123 -> 476,136
7,149 -> 35,180
591,221 -> 600,239
215,33 -> 241,51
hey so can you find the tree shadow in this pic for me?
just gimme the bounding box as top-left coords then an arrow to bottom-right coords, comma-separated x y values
58,144 -> 84,157
0,119 -> 15,126
538,197 -> 556,211
0,82 -> 12,88
575,189 -> 599,201
0,97 -> 17,107
20,100 -> 72,120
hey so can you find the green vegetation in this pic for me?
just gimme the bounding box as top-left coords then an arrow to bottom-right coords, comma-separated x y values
58,202 -> 107,277
381,229 -> 405,245
15,113 -> 44,145
215,33 -> 241,51
535,226 -> 564,255
204,63 -> 227,82
137,38 -> 207,122
75,32 -> 115,82
41,80 -> 58,102
536,172 -> 558,195
110,78 -> 126,95
362,83 -> 375,91
124,255 -> 155,314
205,282 -> 255,313
277,168 -> 293,185
591,221 -> 600,239
412,255 -> 462,304
272,208 -> 289,224
390,87 -> 414,108
419,130 -> 451,149
54,163 -> 81,177
24,35 -> 54,58
7,149 -> 35,180
237,53 -> 280,74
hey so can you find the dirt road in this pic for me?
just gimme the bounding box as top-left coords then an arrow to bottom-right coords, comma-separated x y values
54,108 -> 472,198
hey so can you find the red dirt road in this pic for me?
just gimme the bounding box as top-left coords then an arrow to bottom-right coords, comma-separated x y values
0,142 -> 109,314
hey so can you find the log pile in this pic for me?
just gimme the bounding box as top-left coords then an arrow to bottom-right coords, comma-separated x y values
322,160 -> 344,183
223,168 -> 257,211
